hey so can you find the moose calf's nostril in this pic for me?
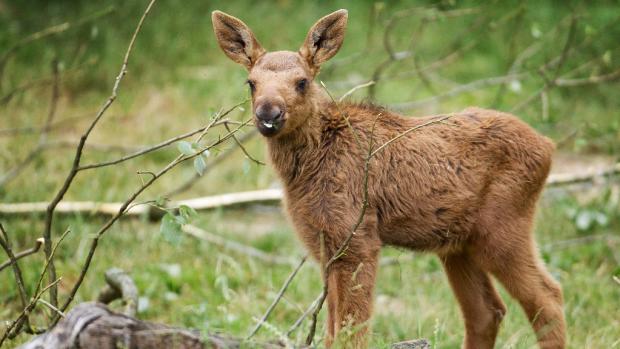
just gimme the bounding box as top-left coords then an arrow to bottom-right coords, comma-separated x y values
256,105 -> 283,122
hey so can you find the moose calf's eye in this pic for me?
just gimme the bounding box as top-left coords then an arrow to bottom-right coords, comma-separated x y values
296,78 -> 308,93
247,80 -> 256,93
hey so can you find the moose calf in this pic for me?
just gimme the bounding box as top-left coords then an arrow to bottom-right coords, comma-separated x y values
212,9 -> 566,349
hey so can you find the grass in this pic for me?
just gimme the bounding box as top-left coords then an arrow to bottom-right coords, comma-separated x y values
1,0 -> 619,348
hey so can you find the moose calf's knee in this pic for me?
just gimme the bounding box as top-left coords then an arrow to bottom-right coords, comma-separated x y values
469,305 -> 506,336
494,306 -> 507,326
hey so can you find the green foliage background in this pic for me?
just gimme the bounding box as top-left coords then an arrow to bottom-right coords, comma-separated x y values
1,1 -> 619,348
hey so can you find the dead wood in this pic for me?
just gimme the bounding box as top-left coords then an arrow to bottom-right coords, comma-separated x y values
2,161 -> 619,218
18,268 -> 287,349
18,302 -> 286,349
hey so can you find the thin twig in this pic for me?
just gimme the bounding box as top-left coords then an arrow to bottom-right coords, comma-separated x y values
0,224 -> 32,332
36,299 -> 65,319
286,292 -> 323,337
0,226 -> 70,344
164,128 -> 258,198
555,68 -> 620,87
76,105 -> 245,171
224,122 -> 265,166
339,81 -> 375,102
247,256 -> 308,339
0,237 -> 44,273
0,278 -> 63,344
370,114 -> 455,157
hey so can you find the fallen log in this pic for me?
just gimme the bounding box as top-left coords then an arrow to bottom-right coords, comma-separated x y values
0,188 -> 283,216
2,162 -> 619,217
18,302 -> 280,349
18,268 -> 287,349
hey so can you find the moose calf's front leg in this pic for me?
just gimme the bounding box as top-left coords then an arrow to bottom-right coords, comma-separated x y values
325,241 -> 380,348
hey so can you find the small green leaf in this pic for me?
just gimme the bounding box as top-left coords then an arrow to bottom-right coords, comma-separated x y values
177,141 -> 194,156
179,205 -> 197,221
194,156 -> 207,176
201,149 -> 211,158
160,212 -> 182,245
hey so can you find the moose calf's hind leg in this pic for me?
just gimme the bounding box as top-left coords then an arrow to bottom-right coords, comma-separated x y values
441,253 -> 506,349
489,248 -> 565,349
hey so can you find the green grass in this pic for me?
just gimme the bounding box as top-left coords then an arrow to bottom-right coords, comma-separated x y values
1,0 -> 620,348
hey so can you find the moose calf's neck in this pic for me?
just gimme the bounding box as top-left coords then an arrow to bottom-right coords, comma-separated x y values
265,88 -> 333,185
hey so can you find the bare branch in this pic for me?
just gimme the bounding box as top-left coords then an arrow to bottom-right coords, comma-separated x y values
339,81 -> 375,102
77,103 -> 246,171
0,237 -> 44,273
164,128 -> 258,198
247,256 -> 307,339
370,114 -> 455,157
56,117 -> 251,322
0,226 -> 70,345
286,292 -> 323,337
554,68 -> 620,87
36,299 -> 65,319
0,224 -> 32,332
39,0 -> 157,310
224,121 -> 264,166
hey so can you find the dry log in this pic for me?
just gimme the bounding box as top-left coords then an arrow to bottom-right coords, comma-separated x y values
0,189 -> 283,216
2,162 -> 619,217
391,339 -> 431,349
18,268 -> 287,349
18,302 -> 285,349
546,162 -> 620,186
96,268 -> 139,317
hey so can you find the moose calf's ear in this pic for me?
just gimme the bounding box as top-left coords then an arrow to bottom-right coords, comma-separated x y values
300,9 -> 348,71
212,11 -> 265,69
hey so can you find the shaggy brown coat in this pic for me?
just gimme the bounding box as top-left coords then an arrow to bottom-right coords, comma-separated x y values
212,9 -> 566,349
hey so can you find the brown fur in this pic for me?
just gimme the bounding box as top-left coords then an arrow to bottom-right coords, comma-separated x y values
212,9 -> 566,349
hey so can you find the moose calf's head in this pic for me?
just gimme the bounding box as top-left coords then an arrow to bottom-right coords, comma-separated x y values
212,10 -> 348,138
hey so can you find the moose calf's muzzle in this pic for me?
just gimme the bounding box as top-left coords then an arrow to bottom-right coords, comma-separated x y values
255,102 -> 285,137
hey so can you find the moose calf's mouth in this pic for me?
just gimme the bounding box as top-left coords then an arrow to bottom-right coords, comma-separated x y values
256,118 -> 284,137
